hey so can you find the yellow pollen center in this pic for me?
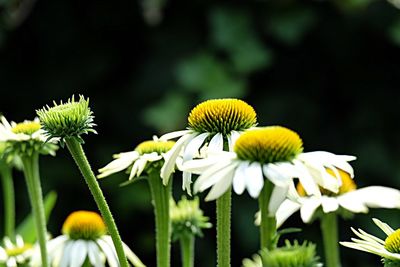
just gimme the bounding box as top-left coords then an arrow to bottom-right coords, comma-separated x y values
297,168 -> 356,196
188,99 -> 257,135
11,122 -> 41,135
234,126 -> 303,163
385,229 -> 400,254
62,211 -> 106,240
135,140 -> 175,155
5,244 -> 32,257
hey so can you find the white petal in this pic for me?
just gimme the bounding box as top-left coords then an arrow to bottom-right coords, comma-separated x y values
321,196 -> 339,213
97,152 -> 139,179
244,162 -> 264,198
183,133 -> 209,161
205,168 -> 235,201
182,171 -> 193,195
134,158 -> 148,178
300,197 -> 321,223
337,193 -> 368,213
59,241 -> 74,267
141,152 -> 162,162
275,199 -> 301,228
232,161 -> 249,195
181,156 -> 221,174
69,240 -> 88,267
227,131 -> 241,151
373,218 -> 395,236
87,241 -> 104,267
96,237 -> 119,267
159,129 -> 191,141
346,186 -> 400,209
292,160 -> 320,197
160,133 -> 196,184
208,133 -> 224,153
194,159 -> 236,193
262,163 -> 292,187
268,185 -> 289,215
122,242 -> 145,267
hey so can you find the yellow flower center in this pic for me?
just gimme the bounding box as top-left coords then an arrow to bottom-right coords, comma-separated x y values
135,140 -> 175,155
297,168 -> 356,196
188,99 -> 257,136
385,229 -> 400,254
5,244 -> 32,257
234,126 -> 303,163
62,211 -> 106,240
11,122 -> 41,135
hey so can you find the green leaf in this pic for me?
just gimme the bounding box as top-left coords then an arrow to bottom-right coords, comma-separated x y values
16,191 -> 57,243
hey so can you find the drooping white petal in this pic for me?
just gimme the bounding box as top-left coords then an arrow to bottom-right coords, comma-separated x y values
59,240 -> 74,267
87,241 -> 104,267
208,133 -> 224,153
232,161 -> 249,195
159,130 -> 191,141
181,156 -> 222,175
122,242 -> 146,267
300,197 -> 321,223
182,171 -> 193,195
160,133 -> 197,184
321,196 -> 339,213
97,152 -> 139,179
292,160 -> 320,197
227,130 -> 241,151
275,199 -> 301,228
345,186 -> 400,209
141,152 -> 163,162
245,162 -> 264,198
262,164 -> 291,187
69,240 -> 88,267
205,167 -> 236,201
183,132 -> 209,161
193,159 -> 236,193
134,158 -> 148,178
337,193 -> 368,213
268,185 -> 289,215
96,237 -> 119,267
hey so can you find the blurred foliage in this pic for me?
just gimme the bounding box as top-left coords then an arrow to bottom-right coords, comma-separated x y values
1,0 -> 400,266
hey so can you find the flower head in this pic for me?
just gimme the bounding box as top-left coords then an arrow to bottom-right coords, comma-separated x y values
170,196 -> 212,241
0,116 -> 58,157
36,95 -> 96,146
160,98 -> 257,194
340,218 -> 400,264
274,169 -> 400,227
242,240 -> 322,267
31,210 -> 145,267
182,126 -> 355,214
0,235 -> 33,267
98,137 -> 175,180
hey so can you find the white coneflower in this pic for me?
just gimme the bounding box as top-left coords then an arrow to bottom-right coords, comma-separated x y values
0,235 -> 32,267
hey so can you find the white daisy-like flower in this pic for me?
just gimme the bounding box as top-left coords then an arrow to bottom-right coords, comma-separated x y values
0,116 -> 57,156
274,169 -> 400,227
0,235 -> 33,267
182,126 -> 355,214
159,98 -> 258,194
31,210 -> 145,267
340,218 -> 400,262
97,137 -> 175,180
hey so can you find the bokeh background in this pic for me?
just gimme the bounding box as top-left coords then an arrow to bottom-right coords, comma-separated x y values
1,0 -> 400,266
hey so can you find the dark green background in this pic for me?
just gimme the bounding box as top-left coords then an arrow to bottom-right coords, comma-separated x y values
1,0 -> 400,266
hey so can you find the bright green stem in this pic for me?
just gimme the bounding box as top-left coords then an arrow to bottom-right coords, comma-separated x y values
0,162 -> 15,238
258,181 -> 276,250
180,235 -> 195,267
216,188 -> 231,267
65,137 -> 129,267
21,153 -> 48,267
321,212 -> 341,267
147,170 -> 172,267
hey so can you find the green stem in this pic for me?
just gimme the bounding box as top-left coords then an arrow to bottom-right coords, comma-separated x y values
320,212 -> 341,267
0,162 -> 15,238
216,188 -> 231,267
21,153 -> 48,267
258,180 -> 276,250
65,137 -> 129,267
147,170 -> 172,267
180,235 -> 195,267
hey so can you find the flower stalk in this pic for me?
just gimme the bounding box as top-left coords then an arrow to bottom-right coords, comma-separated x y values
20,153 -> 48,267
65,137 -> 129,267
180,234 -> 195,267
216,189 -> 231,267
0,161 -> 15,238
321,212 -> 341,267
258,180 -> 276,250
147,169 -> 172,267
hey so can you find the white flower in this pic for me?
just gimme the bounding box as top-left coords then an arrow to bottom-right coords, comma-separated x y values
97,138 -> 175,180
30,211 -> 145,267
159,98 -> 257,194
0,116 -> 46,143
0,235 -> 33,267
275,170 -> 400,227
340,218 -> 400,261
182,127 -> 355,215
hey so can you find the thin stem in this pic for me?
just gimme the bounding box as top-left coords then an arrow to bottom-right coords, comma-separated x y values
21,153 -> 48,267
0,162 -> 15,238
320,212 -> 341,267
180,234 -> 195,267
258,180 -> 276,250
65,137 -> 129,267
216,188 -> 231,267
147,170 -> 172,267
